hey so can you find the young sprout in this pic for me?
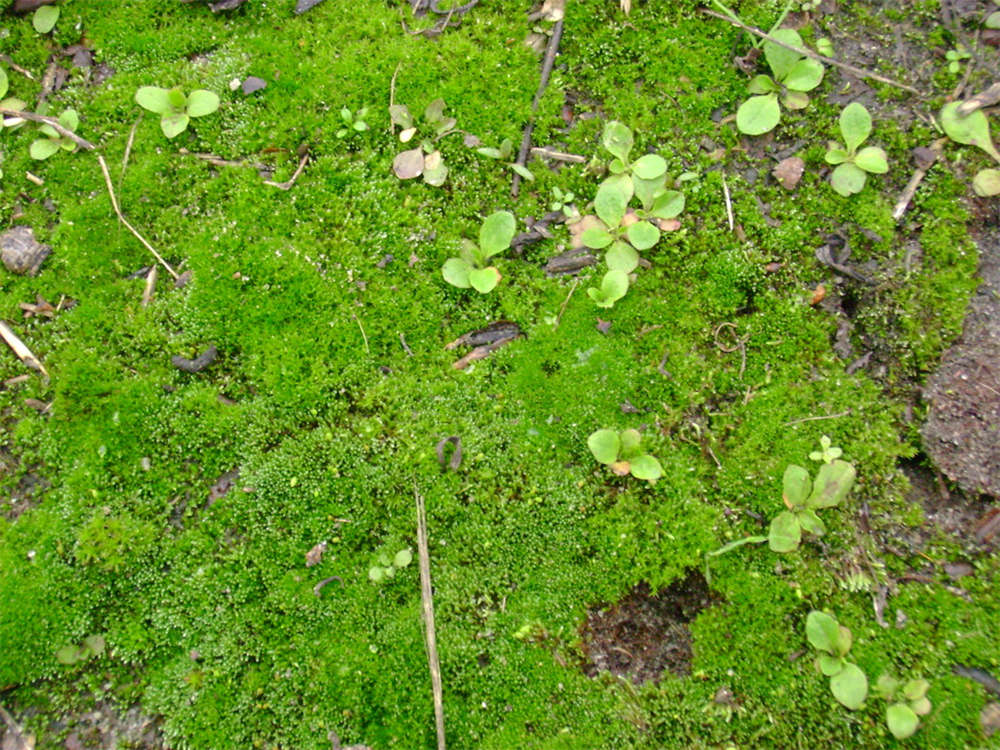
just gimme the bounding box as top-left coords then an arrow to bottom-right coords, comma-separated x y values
825,103 -> 888,196
135,86 -> 220,139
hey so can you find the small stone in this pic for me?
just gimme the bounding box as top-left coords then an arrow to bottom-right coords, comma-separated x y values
241,76 -> 267,95
1,226 -> 52,276
773,156 -> 805,190
912,146 -> 939,171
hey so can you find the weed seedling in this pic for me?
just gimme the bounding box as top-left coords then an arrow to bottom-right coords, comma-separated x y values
32,4 -> 59,34
135,86 -> 220,139
875,674 -> 932,739
476,137 -> 535,181
56,635 -> 105,666
549,186 -> 578,218
389,98 -> 456,186
736,29 -> 825,135
945,43 -> 971,74
805,610 -> 868,710
768,454 -> 855,552
368,548 -> 413,582
337,106 -> 369,138
825,103 -> 888,196
940,102 -> 1000,196
599,121 -> 685,222
587,428 -> 663,481
442,210 -> 516,293
29,109 -> 80,159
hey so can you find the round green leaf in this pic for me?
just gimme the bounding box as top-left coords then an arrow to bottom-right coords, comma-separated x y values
784,58 -> 824,92
510,163 -> 535,181
56,645 -> 82,665
629,454 -> 662,481
353,120 -> 368,132
388,104 -> 413,129
606,241 -> 639,273
582,226 -> 614,249
886,703 -> 919,739
82,635 -> 105,655
764,28 -> 806,80
441,257 -> 472,288
632,173 -> 665,210
186,90 -> 220,118
587,429 -> 621,465
594,178 -> 630,229
602,120 -> 633,163
747,74 -> 779,95
468,266 -> 501,293
911,696 -> 932,716
160,113 -> 190,139
768,511 -> 801,552
839,102 -> 872,153
797,508 -> 826,537
830,663 -> 868,709
651,190 -> 684,219
903,678 -> 930,701
58,108 -> 78,131
854,146 -> 888,174
973,168 -> 1000,196
736,94 -> 780,136
988,10 -> 1000,28
479,210 -> 516,257
619,428 -> 642,458
805,610 -> 840,653
422,162 -> 448,187
782,90 -> 810,110
626,221 -> 660,251
830,162 -> 867,196
33,5 -> 59,33
807,459 -> 856,508
0,67 -> 8,100
135,86 -> 172,114
601,269 -> 629,301
29,137 -> 60,160
782,464 -> 812,507
818,654 -> 845,676
632,153 -> 667,180
368,566 -> 384,582
393,549 -> 412,568
940,101 -> 1000,162
825,147 -> 850,165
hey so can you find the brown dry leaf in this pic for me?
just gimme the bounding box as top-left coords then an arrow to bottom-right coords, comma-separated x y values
773,156 -> 805,191
611,461 -> 631,476
392,148 -> 424,180
19,295 -> 56,319
656,218 -> 682,232
305,541 -> 327,567
569,215 -> 603,249
1,227 -> 52,276
810,284 -> 826,305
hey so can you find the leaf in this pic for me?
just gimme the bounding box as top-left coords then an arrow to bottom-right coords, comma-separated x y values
854,146 -> 888,174
651,190 -> 684,219
835,624 -> 853,656
839,102 -> 872,153
911,696 -> 932,716
602,120 -> 633,163
368,566 -> 384,582
773,156 -> 805,190
186,90 -> 220,117
783,58 -> 824,92
423,98 -> 446,123
441,257 -> 472,288
824,147 -> 850,165
764,28 -> 806,81
32,4 -> 59,33
768,511 -> 801,552
619,429 -> 642,458
477,147 -> 502,159
392,148 -> 424,179
830,663 -> 868,709
830,162 -> 867,196
797,508 -> 826,536
393,548 -> 413,568
160,113 -> 190,139
479,211 -> 516,257
818,654 -> 845,676
353,120 -> 368,132
135,86 -> 172,114
422,161 -> 448,186
594,178 -> 629,228
805,610 -> 840,653
0,67 -> 8,100
588,429 -> 621,465
606,241 -> 639,273
747,74 -> 779,95
876,673 -> 900,698
940,102 -> 1000,162
886,703 -> 919,739
973,168 -> 1000,196
510,163 -> 535,181
633,173 -> 665,210
389,104 -> 412,129
468,266 -> 501,293
807,460 -> 856,508
581,226 -> 614,249
736,94 -> 780,136
782,90 -> 810,110
629,454 -> 662,481
626,221 -> 660,251
988,10 -> 1000,29
399,127 -> 417,143
782,464 -> 811,508
167,87 -> 187,110
29,138 -> 60,160
632,153 -> 667,180
610,460 -> 631,476
56,645 -> 82,664
82,634 -> 105,655
57,108 -> 78,131
903,679 -> 930,701
600,269 -> 629,302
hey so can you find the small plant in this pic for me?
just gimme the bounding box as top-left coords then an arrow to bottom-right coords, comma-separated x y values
599,121 -> 685,221
736,29 -> 825,135
476,137 -> 534,181
809,434 -> 842,463
368,548 -> 412,582
587,428 -> 663,481
549,186 -> 578,218
825,103 -> 889,196
56,635 -> 105,665
945,43 -> 971,74
32,4 -> 59,34
875,674 -> 932,739
442,210 -> 516,293
940,102 -> 1000,196
805,610 -> 868,710
988,0 -> 1000,29
587,269 -> 630,308
135,86 -> 220,139
337,106 -> 369,138
768,453 -> 855,553
29,109 -> 80,160
389,98 -> 456,186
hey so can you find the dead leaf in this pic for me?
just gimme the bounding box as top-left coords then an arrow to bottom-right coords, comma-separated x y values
0,705 -> 35,750
596,319 -> 612,334
445,321 -> 522,350
12,0 -> 55,12
810,284 -> 826,305
656,218 -> 681,232
19,295 -> 56,319
773,156 -> 804,190
393,148 -> 424,180
610,461 -> 631,476
435,436 -> 462,471
1,227 -> 52,276
305,541 -> 327,567
764,261 -> 784,273
974,507 -> 1000,544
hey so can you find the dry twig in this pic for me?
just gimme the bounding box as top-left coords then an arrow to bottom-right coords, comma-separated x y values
0,54 -> 35,80
957,81 -> 1000,116
513,17 -> 564,197
892,138 -> 947,221
783,410 -> 851,426
0,108 -> 96,150
262,152 -> 309,190
0,320 -> 49,378
415,488 -> 446,750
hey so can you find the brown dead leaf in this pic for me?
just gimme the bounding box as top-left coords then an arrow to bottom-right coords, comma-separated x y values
773,156 -> 805,191
569,215 -> 603,249
19,295 -> 56,319
392,148 -> 424,180
810,284 -> 826,305
305,541 -> 327,567
610,461 -> 631,476
656,218 -> 681,232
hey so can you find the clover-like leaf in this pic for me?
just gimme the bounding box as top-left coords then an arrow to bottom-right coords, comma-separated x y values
393,548 -> 413,568
805,610 -> 840,653
135,86 -> 173,115
782,464 -> 811,508
160,113 -> 190,139
606,241 -> 639,273
764,28 -> 806,80
830,663 -> 868,709
840,102 -> 872,153
736,94 -> 780,136
632,154 -> 667,180
830,162 -> 867,196
651,190 -> 685,219
588,429 -> 621,465
33,4 -> 59,34
594,178 -> 629,229
783,58 -> 824,92
468,266 -> 501,293
886,703 -> 919,739
768,511 -> 801,552
629,454 -> 662,481
56,645 -> 83,665
807,459 -> 856,508
29,138 -> 61,160
911,697 -> 932,716
973,168 -> 1000,196
442,257 -> 473,288
479,210 -> 516,257
626,221 -> 660,251
422,151 -> 448,186
602,120 -> 633,163
582,226 -> 614,249
186,90 -> 220,118
854,146 -> 888,174
940,102 -> 1000,162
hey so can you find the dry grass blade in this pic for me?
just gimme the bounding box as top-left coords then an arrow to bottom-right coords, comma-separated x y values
0,320 -> 49,379
415,488 -> 446,750
0,108 -> 96,150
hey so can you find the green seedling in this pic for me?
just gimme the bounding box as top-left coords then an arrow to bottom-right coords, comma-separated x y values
442,210 -> 516,293
809,434 -> 842,463
599,121 -> 686,222
769,457 -> 856,552
945,44 -> 971,74
805,610 -> 868,710
875,674 -> 932,739
29,109 -> 80,160
135,86 -> 220,139
476,137 -> 535,181
988,0 -> 1000,29
549,186 -> 578,218
33,4 -> 59,34
368,548 -> 412,582
389,98 -> 456,186
940,102 -> 1000,196
586,269 -> 629,308
337,106 -> 369,138
56,634 -> 105,666
736,29 -> 825,135
825,102 -> 888,196
587,428 -> 663,482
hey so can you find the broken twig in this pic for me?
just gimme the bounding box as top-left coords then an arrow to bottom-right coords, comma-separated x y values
513,17 -> 564,197
892,138 -> 946,222
415,488 -> 447,750
0,320 -> 49,378
0,108 -> 96,150
957,81 -> 1000,116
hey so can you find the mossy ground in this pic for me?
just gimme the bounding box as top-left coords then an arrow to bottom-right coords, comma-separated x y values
1,0 -> 998,747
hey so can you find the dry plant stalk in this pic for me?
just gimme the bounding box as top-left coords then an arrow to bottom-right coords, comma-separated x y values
0,320 -> 49,378
415,489 -> 446,750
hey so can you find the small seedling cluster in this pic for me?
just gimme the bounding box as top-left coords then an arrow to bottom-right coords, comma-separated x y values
805,610 -> 868,710
135,86 -> 220,139
876,674 -> 932,739
825,103 -> 888,197
587,428 -> 663,482
368,548 -> 413,583
337,106 -> 369,138
56,635 -> 105,666
441,210 -> 516,293
940,101 -> 1000,197
389,98 -> 456,186
476,137 -> 535,181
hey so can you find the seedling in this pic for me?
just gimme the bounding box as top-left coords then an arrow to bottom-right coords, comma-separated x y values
549,186 -> 578,218
33,4 -> 59,34
599,121 -> 685,222
988,0 -> 1000,29
56,634 -> 105,665
805,610 -> 868,710
809,435 -> 842,463
29,109 -> 80,160
135,86 -> 220,139
442,210 -> 516,293
389,98 -> 456,186
825,103 -> 888,196
587,269 -> 630,308
587,428 -> 663,481
337,106 -> 369,138
736,29 -> 825,135
945,44 -> 971,74
768,456 -> 856,552
368,548 -> 412,582
476,137 -> 535,181
875,674 -> 932,739
940,102 -> 1000,196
